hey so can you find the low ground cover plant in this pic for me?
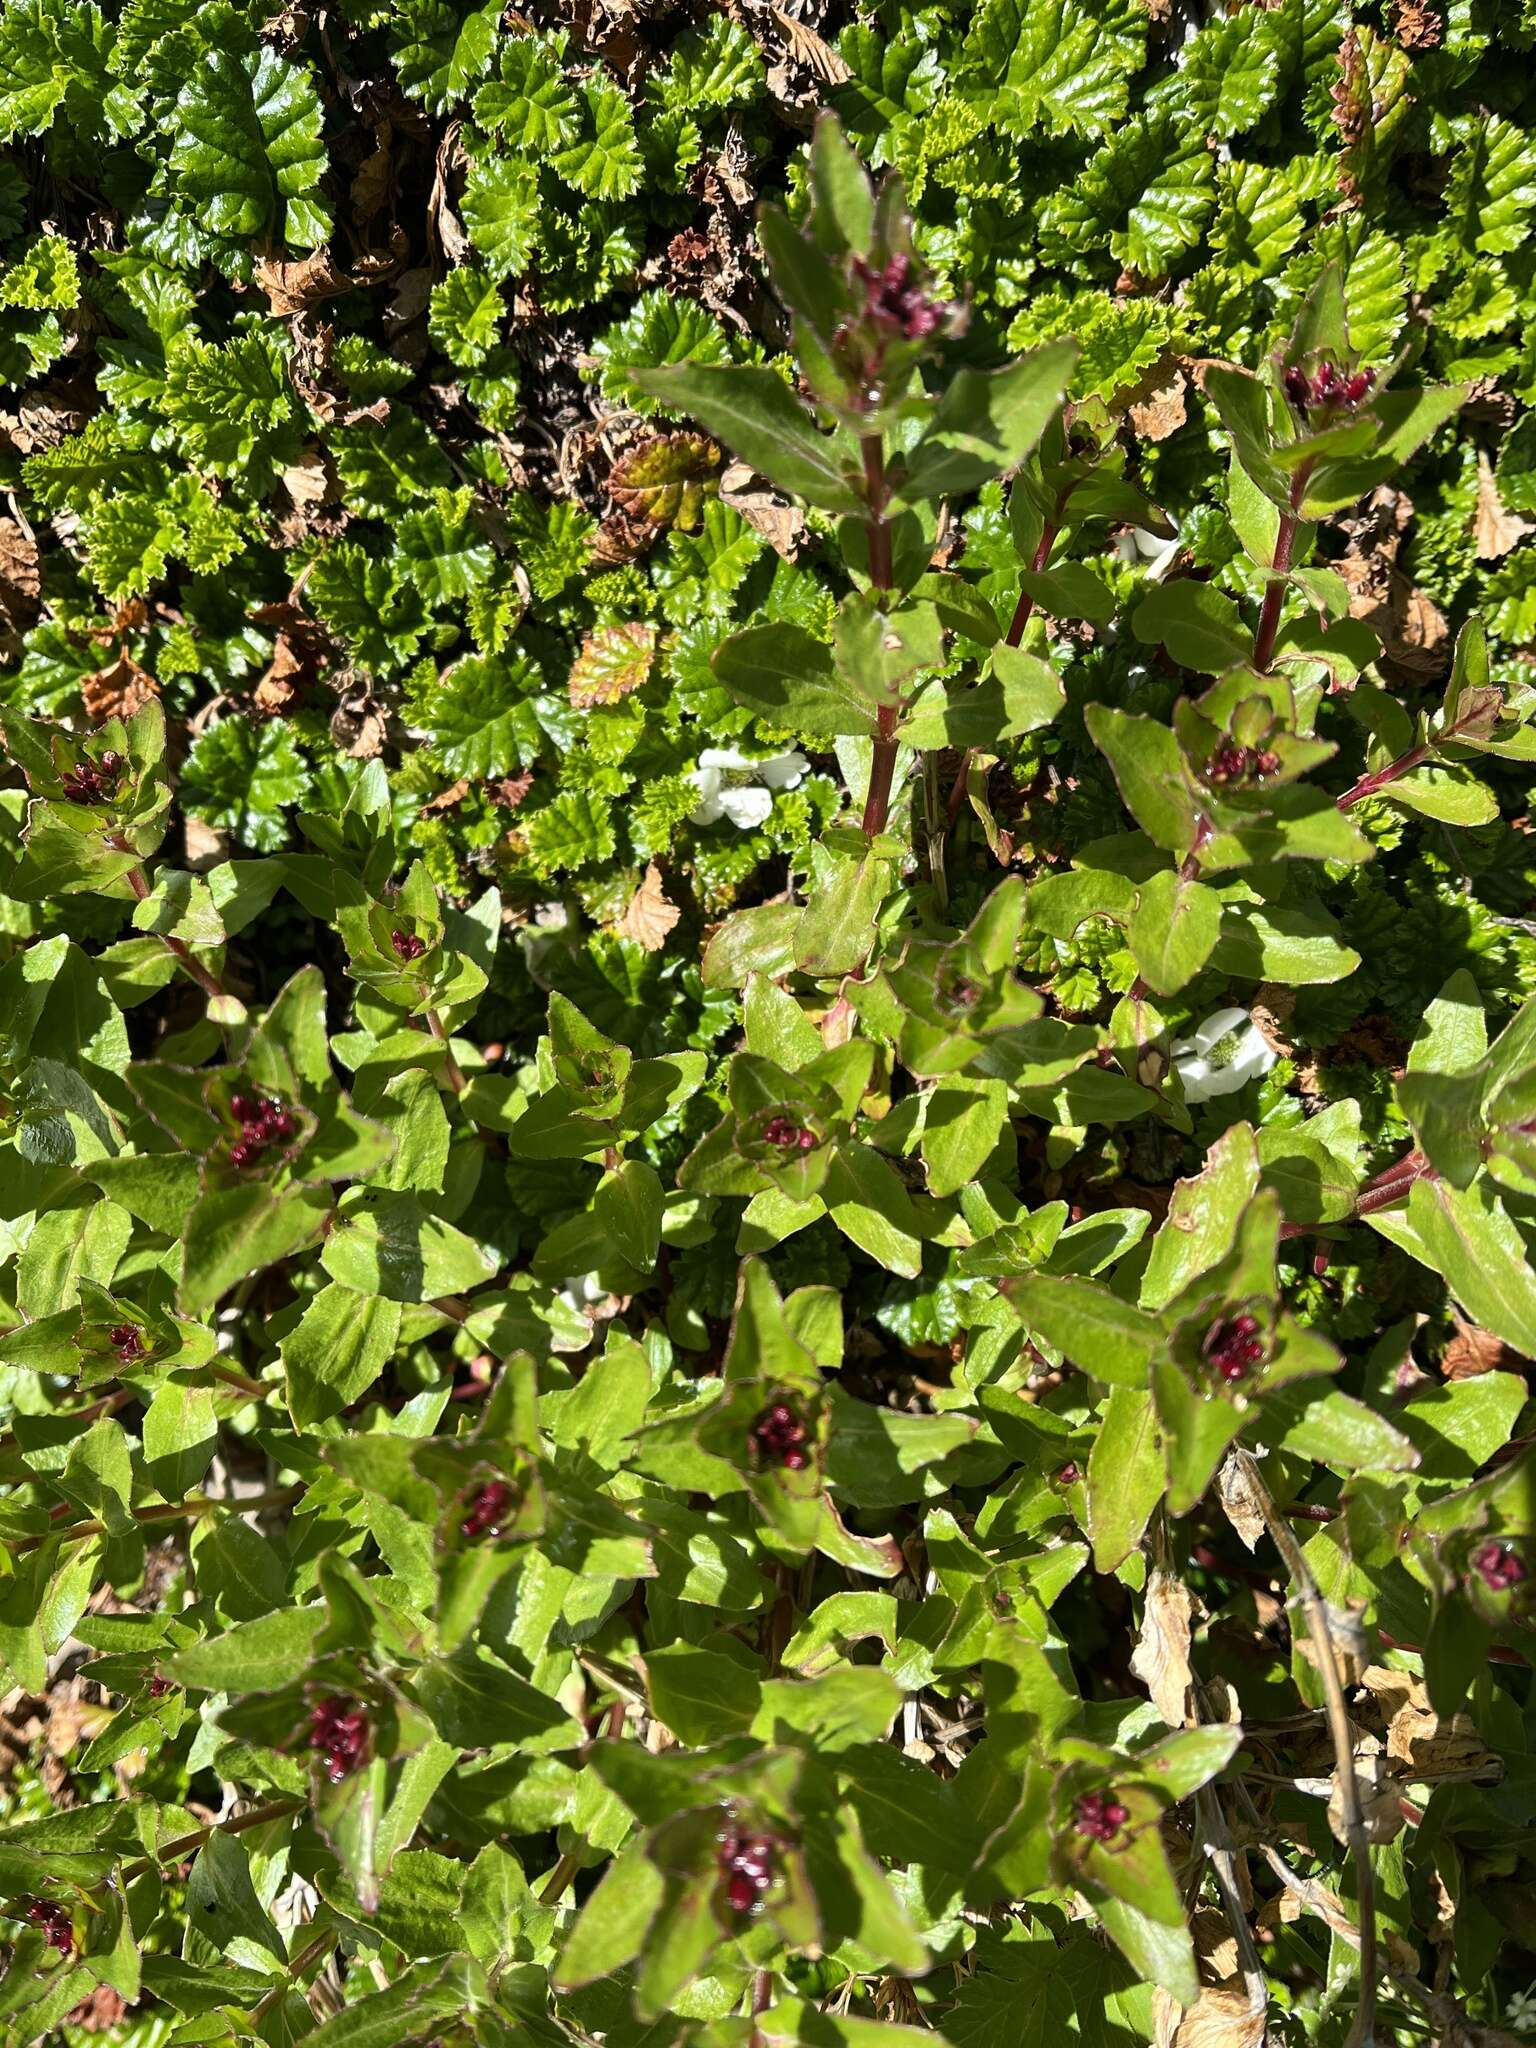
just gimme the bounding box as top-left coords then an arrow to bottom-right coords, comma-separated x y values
1,3 -> 1536,2047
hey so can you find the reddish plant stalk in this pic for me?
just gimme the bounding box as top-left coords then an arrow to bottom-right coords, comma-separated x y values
860,436 -> 899,839
1252,464 -> 1312,674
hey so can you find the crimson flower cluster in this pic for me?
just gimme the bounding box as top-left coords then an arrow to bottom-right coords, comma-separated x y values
1205,741 -> 1281,788
760,1115 -> 816,1153
59,750 -> 122,805
147,1673 -> 175,1698
850,252 -> 945,342
227,1093 -> 297,1171
1073,1790 -> 1129,1843
717,1825 -> 778,1915
1202,1313 -> 1267,1385
1472,1541 -> 1527,1593
461,1478 -> 516,1540
107,1322 -> 145,1363
24,1897 -> 73,1953
751,1400 -> 810,1472
1283,361 -> 1374,416
308,1695 -> 369,1782
391,929 -> 427,961
1055,1462 -> 1080,1487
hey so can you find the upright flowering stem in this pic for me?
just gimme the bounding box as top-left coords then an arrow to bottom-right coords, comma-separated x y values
1251,464 -> 1312,674
860,435 -> 899,840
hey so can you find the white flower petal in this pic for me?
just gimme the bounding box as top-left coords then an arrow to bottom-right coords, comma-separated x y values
755,751 -> 810,791
697,747 -> 754,772
1191,1005 -> 1252,1055
719,784 -> 774,830
688,765 -> 725,826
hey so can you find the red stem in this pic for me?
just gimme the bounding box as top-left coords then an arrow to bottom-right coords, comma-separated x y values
860,435 -> 898,839
1252,465 -> 1311,674
1335,741 -> 1430,811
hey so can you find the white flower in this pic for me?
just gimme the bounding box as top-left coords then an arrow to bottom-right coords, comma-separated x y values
1506,1989 -> 1536,2034
1113,521 -> 1183,584
689,747 -> 809,830
1172,1006 -> 1278,1103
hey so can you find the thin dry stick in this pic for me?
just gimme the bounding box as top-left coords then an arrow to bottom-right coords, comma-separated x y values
1228,1448 -> 1377,2047
1226,1775 -> 1523,2048
1194,1783 -> 1270,2025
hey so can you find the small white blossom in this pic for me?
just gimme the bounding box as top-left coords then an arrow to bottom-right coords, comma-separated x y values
689,747 -> 809,831
1114,522 -> 1182,584
1506,1989 -> 1536,2034
1172,1006 -> 1278,1103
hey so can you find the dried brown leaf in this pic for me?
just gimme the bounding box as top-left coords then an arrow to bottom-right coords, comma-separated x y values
1129,370 -> 1188,442
617,863 -> 682,952
254,249 -> 351,318
720,460 -> 808,560
1130,1567 -> 1196,1726
282,450 -> 331,511
81,653 -> 158,722
1384,1676 -> 1501,1782
767,5 -> 852,82
1474,451 -> 1532,561
1152,1983 -> 1266,2048
0,515 -> 40,609
1216,1455 -> 1266,1551
1442,1316 -> 1507,1379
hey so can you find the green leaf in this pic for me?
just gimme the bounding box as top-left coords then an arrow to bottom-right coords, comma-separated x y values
1003,1273 -> 1160,1386
898,344 -> 1076,504
168,1606 -> 324,1692
281,1284 -> 403,1429
320,1190 -> 498,1303
1083,705 -> 1201,853
631,364 -> 863,515
1086,1387 -> 1164,1573
1132,580 -> 1251,674
169,44 -> 330,249
713,623 -> 876,738
1125,871 -> 1222,997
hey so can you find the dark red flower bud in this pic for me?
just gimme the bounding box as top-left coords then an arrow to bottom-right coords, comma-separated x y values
1073,1791 -> 1129,1843
24,1897 -> 74,1952
760,1114 -> 816,1153
717,1826 -> 778,1916
461,1479 -> 516,1540
1282,365 -> 1311,409
1202,1314 -> 1268,1384
307,1694 -> 370,1782
1055,1462 -> 1080,1486
1343,369 -> 1375,405
751,1400 -> 811,1472
107,1323 -> 145,1363
1472,1540 -> 1527,1593
391,930 -> 427,962
148,1673 -> 175,1698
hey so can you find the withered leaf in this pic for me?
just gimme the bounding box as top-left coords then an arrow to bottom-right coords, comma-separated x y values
617,864 -> 681,952
81,653 -> 158,722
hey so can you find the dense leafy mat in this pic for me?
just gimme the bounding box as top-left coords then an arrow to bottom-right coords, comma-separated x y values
3,1 -> 1536,2044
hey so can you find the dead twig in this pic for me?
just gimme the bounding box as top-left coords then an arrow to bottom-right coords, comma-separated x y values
1227,1448 -> 1378,2047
